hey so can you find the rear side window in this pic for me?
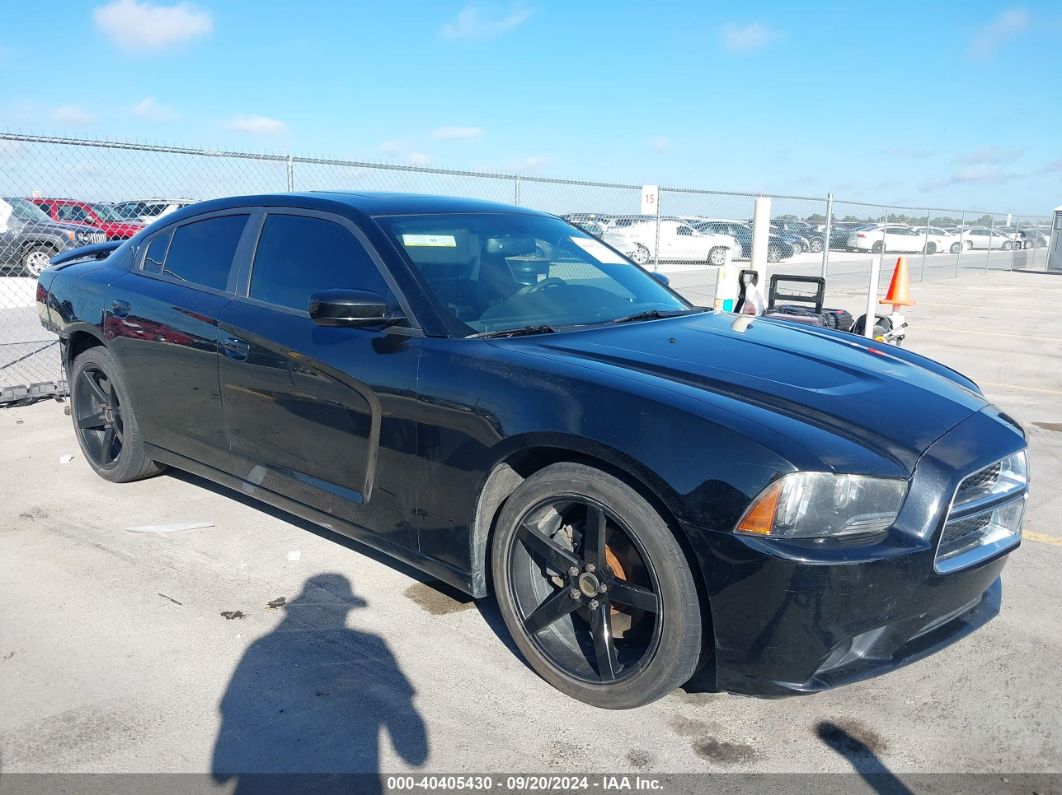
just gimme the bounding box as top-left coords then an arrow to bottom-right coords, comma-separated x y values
162,214 -> 248,290
249,214 -> 389,312
142,230 -> 172,274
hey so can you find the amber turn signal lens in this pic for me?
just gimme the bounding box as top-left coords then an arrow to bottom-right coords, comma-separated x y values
736,480 -> 782,535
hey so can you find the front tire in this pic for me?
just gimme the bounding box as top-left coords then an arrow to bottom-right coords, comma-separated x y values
1002,241 -> 1013,251
767,244 -> 783,263
950,242 -> 962,254
809,238 -> 824,253
69,346 -> 164,483
491,463 -> 702,709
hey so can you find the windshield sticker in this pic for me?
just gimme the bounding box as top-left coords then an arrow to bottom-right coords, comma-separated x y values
569,236 -> 627,264
402,233 -> 457,247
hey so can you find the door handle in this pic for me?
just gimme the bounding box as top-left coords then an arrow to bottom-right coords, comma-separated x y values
111,299 -> 131,318
221,336 -> 250,361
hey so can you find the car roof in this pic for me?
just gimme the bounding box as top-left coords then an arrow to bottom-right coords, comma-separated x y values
156,192 -> 549,225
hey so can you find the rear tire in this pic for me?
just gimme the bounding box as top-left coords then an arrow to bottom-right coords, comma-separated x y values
950,242 -> 962,254
21,245 -> 57,277
69,346 -> 164,483
630,244 -> 650,265
1002,241 -> 1013,251
767,244 -> 783,263
491,463 -> 702,709
708,247 -> 728,267
809,238 -> 824,253
871,241 -> 883,253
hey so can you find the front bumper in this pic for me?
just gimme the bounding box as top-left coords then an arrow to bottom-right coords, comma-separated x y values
689,406 -> 1025,696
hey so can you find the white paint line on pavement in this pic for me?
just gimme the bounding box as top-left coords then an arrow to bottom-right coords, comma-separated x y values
978,382 -> 1062,396
916,325 -> 1062,344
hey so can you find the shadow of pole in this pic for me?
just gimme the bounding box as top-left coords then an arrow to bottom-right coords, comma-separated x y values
212,573 -> 428,794
816,721 -> 913,795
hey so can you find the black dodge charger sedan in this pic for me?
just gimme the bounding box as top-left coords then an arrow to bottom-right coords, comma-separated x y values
36,193 -> 1028,708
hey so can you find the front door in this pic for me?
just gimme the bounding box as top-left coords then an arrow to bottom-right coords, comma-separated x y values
218,210 -> 421,549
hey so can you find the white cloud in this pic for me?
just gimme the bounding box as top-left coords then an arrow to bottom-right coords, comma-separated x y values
226,114 -> 287,134
921,166 -> 1019,191
407,152 -> 432,166
509,155 -> 552,173
440,4 -> 533,40
131,96 -> 177,121
968,7 -> 1029,60
52,106 -> 94,126
431,126 -> 484,140
650,135 -> 670,153
377,140 -> 407,156
721,22 -> 781,54
954,146 -> 1025,165
93,0 -> 213,53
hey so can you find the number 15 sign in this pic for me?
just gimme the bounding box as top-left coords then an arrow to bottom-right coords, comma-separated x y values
640,185 -> 659,216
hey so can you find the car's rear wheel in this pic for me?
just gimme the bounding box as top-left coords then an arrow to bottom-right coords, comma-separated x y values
923,243 -> 936,254
491,463 -> 702,709
708,246 -> 728,266
950,242 -> 962,254
871,241 -> 883,253
809,238 -> 824,253
630,244 -> 650,265
21,245 -> 57,277
767,244 -> 783,263
1002,241 -> 1013,251
70,346 -> 164,483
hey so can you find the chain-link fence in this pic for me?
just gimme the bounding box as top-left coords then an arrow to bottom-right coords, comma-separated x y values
0,131 -> 1052,402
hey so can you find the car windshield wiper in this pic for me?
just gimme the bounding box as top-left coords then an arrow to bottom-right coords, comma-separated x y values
611,308 -> 705,324
468,324 -> 558,339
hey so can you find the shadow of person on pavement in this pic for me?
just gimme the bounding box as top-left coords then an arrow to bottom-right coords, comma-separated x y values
212,573 -> 429,794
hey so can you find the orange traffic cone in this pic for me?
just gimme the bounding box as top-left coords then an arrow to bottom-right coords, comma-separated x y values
880,256 -> 916,307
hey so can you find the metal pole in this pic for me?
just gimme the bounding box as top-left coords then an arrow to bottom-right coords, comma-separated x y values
514,175 -> 521,206
821,192 -> 833,278
919,208 -> 930,281
286,155 -> 294,192
985,215 -> 994,273
954,210 -> 965,276
652,190 -> 662,272
864,207 -> 888,339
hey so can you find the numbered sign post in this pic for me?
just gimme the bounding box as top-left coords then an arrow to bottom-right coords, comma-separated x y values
640,185 -> 659,216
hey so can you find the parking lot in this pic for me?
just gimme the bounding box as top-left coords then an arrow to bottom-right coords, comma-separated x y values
1,266 -> 1060,781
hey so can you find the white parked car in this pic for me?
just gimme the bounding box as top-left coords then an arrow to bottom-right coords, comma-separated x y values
112,198 -> 194,224
847,224 -> 933,254
911,226 -> 963,254
956,227 -> 1016,251
603,220 -> 740,266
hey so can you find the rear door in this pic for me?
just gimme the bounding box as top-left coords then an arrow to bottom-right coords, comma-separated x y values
217,209 -> 422,548
108,210 -> 251,473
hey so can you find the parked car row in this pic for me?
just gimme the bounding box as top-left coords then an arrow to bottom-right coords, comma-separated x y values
844,224 -> 1033,254
0,196 -> 193,276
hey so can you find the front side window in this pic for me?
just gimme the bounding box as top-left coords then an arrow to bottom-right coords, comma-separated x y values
249,214 -> 390,312
58,205 -> 90,223
376,213 -> 689,336
162,214 -> 248,290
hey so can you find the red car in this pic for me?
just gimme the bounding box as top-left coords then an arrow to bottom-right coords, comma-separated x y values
30,198 -> 143,240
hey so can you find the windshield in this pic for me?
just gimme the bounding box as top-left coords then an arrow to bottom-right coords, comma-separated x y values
91,203 -> 131,223
376,213 -> 690,336
3,197 -> 52,223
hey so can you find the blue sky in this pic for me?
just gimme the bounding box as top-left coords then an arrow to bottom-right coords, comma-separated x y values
1,0 -> 1059,212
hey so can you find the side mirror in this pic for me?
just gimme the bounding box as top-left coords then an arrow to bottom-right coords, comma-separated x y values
650,272 -> 670,286
308,289 -> 399,328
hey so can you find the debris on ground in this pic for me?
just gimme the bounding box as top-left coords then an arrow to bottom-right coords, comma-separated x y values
158,593 -> 182,606
220,611 -> 246,620
125,521 -> 214,534
266,597 -> 286,609
58,454 -> 74,464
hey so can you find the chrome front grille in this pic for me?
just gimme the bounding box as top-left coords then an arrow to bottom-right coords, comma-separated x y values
935,451 -> 1027,574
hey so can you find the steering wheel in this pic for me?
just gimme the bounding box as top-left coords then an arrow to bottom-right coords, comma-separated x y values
516,277 -> 566,296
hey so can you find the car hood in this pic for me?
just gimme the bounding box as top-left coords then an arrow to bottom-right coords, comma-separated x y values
529,312 -> 988,472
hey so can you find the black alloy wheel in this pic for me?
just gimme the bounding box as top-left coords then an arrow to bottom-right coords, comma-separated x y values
492,463 -> 702,708
69,346 -> 164,482
73,364 -> 125,469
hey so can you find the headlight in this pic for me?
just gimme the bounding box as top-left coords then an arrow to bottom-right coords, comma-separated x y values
736,472 -> 907,539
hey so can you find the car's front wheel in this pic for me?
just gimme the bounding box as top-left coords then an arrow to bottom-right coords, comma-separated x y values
491,463 -> 702,709
21,245 -> 57,277
708,246 -> 728,266
1002,241 -> 1013,251
809,238 -> 824,253
70,346 -> 164,483
950,242 -> 962,254
767,244 -> 783,263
